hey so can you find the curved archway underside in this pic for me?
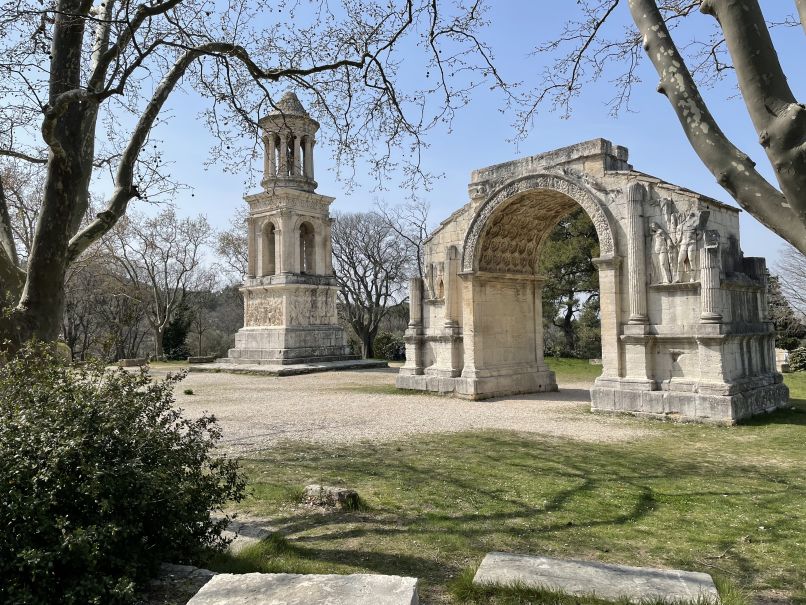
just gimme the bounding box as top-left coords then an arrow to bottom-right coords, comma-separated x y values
463,173 -> 615,272
477,190 -> 579,274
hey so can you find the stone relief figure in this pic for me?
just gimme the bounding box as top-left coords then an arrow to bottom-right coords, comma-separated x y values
675,210 -> 708,282
649,222 -> 673,284
425,261 -> 445,299
653,198 -> 710,283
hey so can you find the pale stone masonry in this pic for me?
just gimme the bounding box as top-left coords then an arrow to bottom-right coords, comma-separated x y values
397,139 -> 788,423
223,91 -> 355,365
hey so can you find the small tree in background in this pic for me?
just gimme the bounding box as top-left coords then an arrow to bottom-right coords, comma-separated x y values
768,274 -> 806,351
331,211 -> 410,358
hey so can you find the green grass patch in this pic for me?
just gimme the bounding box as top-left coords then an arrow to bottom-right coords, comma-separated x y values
216,371 -> 805,603
545,357 -> 603,382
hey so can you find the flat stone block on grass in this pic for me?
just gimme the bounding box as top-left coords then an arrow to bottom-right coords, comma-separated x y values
473,552 -> 718,603
186,572 -> 419,605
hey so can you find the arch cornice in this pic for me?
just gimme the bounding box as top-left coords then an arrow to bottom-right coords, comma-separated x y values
461,172 -> 617,272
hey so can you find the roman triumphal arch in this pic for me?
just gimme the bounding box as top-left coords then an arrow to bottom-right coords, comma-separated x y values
396,139 -> 788,423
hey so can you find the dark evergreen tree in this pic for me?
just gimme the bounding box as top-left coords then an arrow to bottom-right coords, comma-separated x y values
162,302 -> 192,360
538,208 -> 600,356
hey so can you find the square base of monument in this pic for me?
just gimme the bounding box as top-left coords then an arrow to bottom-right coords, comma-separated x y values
188,358 -> 388,376
591,374 -> 789,424
227,325 -> 356,365
396,368 -> 557,400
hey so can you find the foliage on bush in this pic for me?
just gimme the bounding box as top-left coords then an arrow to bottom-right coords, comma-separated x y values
373,331 -> 406,361
0,344 -> 245,605
788,346 -> 806,372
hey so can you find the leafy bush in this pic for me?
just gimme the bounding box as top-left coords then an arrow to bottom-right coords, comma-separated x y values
788,346 -> 806,372
373,331 -> 405,361
0,344 -> 245,605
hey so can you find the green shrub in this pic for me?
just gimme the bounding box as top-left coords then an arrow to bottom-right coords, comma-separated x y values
373,331 -> 405,361
0,344 -> 245,605
788,346 -> 806,372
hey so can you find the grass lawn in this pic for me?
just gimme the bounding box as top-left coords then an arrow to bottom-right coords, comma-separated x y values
203,366 -> 805,604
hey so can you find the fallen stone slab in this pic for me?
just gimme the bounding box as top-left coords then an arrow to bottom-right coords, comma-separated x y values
303,484 -> 360,509
186,572 -> 419,605
473,552 -> 719,603
118,357 -> 147,367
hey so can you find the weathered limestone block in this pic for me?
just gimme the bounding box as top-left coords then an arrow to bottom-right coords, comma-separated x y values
117,358 -> 147,367
473,552 -> 718,604
186,573 -> 420,605
303,484 -> 360,509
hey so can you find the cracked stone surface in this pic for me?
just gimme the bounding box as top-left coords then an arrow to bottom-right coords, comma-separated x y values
185,572 -> 419,605
473,552 -> 719,603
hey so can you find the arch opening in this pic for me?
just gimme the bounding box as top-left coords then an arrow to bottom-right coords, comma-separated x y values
261,221 -> 277,276
299,221 -> 316,274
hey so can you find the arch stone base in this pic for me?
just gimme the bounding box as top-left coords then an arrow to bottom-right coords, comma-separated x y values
397,139 -> 788,423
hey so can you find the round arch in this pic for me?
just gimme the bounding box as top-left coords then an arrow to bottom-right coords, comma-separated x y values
462,172 -> 617,273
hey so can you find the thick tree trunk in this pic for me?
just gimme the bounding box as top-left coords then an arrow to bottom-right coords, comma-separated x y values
562,300 -> 576,354
154,326 -> 164,359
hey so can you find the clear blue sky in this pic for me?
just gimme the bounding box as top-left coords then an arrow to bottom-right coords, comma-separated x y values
154,2 -> 804,265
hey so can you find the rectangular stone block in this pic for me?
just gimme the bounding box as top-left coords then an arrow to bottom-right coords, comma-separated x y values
473,552 -> 718,604
186,573 -> 419,605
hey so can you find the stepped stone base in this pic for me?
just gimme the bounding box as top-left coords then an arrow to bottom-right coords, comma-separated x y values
591,374 -> 789,424
186,572 -> 419,605
396,368 -> 557,400
227,326 -> 357,365
189,358 -> 388,376
473,552 -> 718,603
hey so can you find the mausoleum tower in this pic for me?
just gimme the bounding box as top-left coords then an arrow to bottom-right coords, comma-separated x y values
223,91 -> 355,365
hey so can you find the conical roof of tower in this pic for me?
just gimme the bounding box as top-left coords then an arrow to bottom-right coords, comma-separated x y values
269,91 -> 309,116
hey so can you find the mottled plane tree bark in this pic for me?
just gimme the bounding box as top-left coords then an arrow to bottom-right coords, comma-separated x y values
527,0 -> 806,254
0,0 -> 510,348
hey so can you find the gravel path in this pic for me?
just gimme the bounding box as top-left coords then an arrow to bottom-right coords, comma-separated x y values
162,367 -> 654,454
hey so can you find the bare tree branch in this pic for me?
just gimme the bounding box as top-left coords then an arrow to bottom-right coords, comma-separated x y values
628,0 -> 806,252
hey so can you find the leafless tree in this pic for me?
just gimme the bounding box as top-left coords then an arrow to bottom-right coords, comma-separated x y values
331,211 -> 410,358
0,0 -> 512,348
108,208 -> 212,358
376,198 -> 431,279
215,205 -> 249,284
776,243 -> 806,318
527,0 -> 806,255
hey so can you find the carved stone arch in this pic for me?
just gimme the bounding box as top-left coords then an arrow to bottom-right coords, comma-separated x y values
461,172 -> 617,272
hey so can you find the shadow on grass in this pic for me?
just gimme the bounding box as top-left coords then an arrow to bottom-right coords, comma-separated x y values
227,428 -> 804,602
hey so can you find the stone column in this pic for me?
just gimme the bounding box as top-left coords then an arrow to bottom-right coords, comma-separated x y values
593,255 -> 623,381
399,277 -> 425,376
324,218 -> 334,274
443,248 -> 459,327
278,211 -> 296,273
533,279 -> 548,371
292,135 -> 301,176
626,182 -> 648,324
267,134 -> 276,177
303,137 -> 314,179
700,230 -> 722,323
278,132 -> 288,176
246,217 -> 256,278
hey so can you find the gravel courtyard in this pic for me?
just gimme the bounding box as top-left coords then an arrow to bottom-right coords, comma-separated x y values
161,367 -> 654,454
